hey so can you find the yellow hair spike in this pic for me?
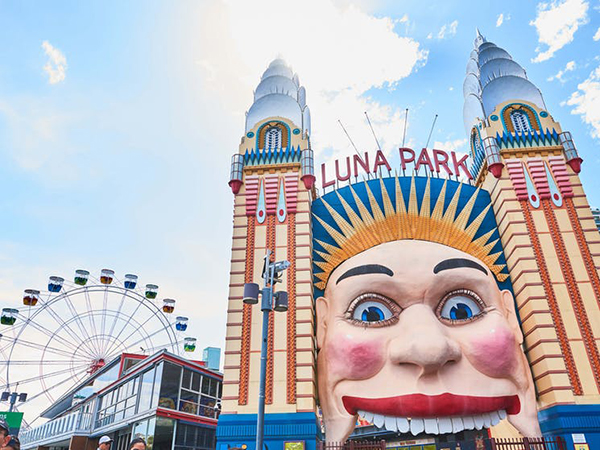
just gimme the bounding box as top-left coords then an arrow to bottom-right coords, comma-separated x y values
313,177 -> 508,290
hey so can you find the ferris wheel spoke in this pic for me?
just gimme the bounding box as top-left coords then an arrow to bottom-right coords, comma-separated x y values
61,290 -> 100,355
13,313 -> 93,359
105,290 -> 128,350
1,363 -> 89,389
142,339 -> 184,354
102,299 -> 145,356
99,288 -> 109,355
35,296 -> 92,351
16,365 -> 91,412
2,335 -> 82,360
0,359 -> 89,365
82,288 -> 103,355
120,322 -> 174,354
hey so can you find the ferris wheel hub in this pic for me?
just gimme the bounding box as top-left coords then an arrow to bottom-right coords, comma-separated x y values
87,358 -> 106,374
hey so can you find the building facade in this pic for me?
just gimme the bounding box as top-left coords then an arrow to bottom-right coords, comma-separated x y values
218,32 -> 600,450
20,351 -> 222,450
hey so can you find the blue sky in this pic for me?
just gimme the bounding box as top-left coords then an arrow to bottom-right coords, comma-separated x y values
0,0 -> 598,409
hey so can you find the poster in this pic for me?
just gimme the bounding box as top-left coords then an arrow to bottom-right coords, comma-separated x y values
0,412 -> 24,435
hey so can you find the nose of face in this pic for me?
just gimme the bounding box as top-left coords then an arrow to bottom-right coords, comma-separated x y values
388,304 -> 462,375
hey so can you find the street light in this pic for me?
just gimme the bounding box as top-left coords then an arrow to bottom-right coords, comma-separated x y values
243,249 -> 290,450
1,387 -> 27,412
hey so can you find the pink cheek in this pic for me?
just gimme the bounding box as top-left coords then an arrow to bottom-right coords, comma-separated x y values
464,325 -> 517,377
328,334 -> 386,380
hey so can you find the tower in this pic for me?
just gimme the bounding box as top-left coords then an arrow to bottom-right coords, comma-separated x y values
464,30 -> 600,447
217,59 -> 320,450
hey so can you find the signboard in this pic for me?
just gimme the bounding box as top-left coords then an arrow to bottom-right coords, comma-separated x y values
320,147 -> 473,190
574,444 -> 589,450
0,412 -> 24,436
572,434 -> 586,444
284,441 -> 305,450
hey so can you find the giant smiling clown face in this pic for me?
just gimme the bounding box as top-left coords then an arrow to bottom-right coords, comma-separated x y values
316,239 -> 541,442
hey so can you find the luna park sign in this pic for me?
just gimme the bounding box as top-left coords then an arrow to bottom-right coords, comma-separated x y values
320,148 -> 472,190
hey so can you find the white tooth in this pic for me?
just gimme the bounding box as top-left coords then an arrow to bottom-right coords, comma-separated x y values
410,418 -> 424,435
490,410 -> 501,426
474,414 -> 484,430
357,410 -> 366,419
362,411 -> 374,423
498,409 -> 507,420
384,415 -> 397,432
482,412 -> 492,428
397,417 -> 410,433
424,418 -> 438,434
451,417 -> 464,433
462,416 -> 475,430
438,417 -> 452,434
373,413 -> 384,428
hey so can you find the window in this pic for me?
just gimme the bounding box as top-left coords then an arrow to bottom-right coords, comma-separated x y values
177,369 -> 221,418
95,375 -> 140,428
510,110 -> 531,133
153,417 -> 174,450
265,127 -> 281,150
175,423 -> 215,450
158,362 -> 181,410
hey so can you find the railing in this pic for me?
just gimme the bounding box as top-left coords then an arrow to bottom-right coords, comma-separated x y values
19,410 -> 93,449
318,437 -> 566,450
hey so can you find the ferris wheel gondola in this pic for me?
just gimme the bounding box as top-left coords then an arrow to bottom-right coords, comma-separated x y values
0,269 -> 196,425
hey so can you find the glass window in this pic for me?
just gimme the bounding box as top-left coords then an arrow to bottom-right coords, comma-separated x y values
138,368 -> 155,413
153,417 -> 174,450
182,370 -> 191,390
192,372 -> 201,392
158,362 -> 181,410
511,110 -> 531,133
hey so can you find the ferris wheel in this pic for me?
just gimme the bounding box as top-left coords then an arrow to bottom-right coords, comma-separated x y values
0,269 -> 197,424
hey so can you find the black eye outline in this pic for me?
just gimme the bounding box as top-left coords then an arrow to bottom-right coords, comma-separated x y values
344,293 -> 401,328
436,289 -> 486,324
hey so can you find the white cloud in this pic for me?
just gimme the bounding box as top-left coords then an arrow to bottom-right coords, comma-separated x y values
496,13 -> 504,27
436,20 -> 458,40
548,60 -> 576,82
42,40 -> 67,84
195,0 -> 427,161
594,26 -> 600,40
566,64 -> 600,138
433,138 -> 467,153
530,0 -> 589,63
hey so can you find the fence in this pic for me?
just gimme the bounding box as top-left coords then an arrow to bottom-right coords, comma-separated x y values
318,437 -> 566,450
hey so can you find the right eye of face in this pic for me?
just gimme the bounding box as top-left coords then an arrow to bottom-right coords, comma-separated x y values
346,293 -> 399,327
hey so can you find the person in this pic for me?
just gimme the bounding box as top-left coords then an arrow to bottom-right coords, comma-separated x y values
1,436 -> 19,450
129,438 -> 147,450
313,177 -> 541,442
0,419 -> 10,448
98,435 -> 113,450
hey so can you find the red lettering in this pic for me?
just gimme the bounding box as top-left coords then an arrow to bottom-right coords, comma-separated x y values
452,152 -> 473,180
415,148 -> 434,173
372,150 -> 391,174
399,148 -> 415,171
432,149 -> 453,176
353,152 -> 370,178
321,163 -> 335,189
335,157 -> 351,182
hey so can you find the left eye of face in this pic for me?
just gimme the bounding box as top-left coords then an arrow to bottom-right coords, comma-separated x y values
438,290 -> 484,322
348,293 -> 397,325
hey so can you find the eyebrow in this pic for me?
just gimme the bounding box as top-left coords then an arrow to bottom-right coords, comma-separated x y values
336,264 -> 394,284
433,258 -> 488,276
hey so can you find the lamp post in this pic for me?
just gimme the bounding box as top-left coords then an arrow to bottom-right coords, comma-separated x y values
243,249 -> 290,450
1,386 -> 27,412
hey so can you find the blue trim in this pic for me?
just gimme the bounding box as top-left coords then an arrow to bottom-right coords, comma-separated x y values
216,412 -> 321,450
500,102 -> 542,133
538,404 -> 600,449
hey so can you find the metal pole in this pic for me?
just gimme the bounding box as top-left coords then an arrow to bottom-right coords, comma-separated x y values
9,392 -> 17,412
256,258 -> 273,450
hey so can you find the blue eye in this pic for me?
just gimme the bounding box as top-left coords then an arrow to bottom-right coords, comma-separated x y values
439,291 -> 484,322
352,300 -> 393,323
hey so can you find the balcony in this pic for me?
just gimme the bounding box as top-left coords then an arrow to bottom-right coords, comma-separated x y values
20,410 -> 92,450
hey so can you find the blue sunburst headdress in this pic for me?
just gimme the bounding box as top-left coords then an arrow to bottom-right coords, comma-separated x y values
312,176 -> 511,295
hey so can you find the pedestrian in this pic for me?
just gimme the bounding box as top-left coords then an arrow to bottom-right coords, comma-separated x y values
98,436 -> 113,450
129,437 -> 147,450
1,436 -> 19,450
0,418 -> 10,448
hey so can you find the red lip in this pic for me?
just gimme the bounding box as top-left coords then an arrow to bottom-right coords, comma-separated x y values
343,393 -> 520,418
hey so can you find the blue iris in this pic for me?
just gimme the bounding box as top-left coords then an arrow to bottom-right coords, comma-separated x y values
361,306 -> 385,322
449,303 -> 473,320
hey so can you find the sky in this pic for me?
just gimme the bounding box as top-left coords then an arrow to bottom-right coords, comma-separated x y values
0,0 -> 599,420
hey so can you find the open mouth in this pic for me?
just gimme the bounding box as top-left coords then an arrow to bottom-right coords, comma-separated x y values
344,393 -> 519,436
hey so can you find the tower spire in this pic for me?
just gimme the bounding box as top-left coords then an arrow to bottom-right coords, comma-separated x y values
463,31 -> 546,134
